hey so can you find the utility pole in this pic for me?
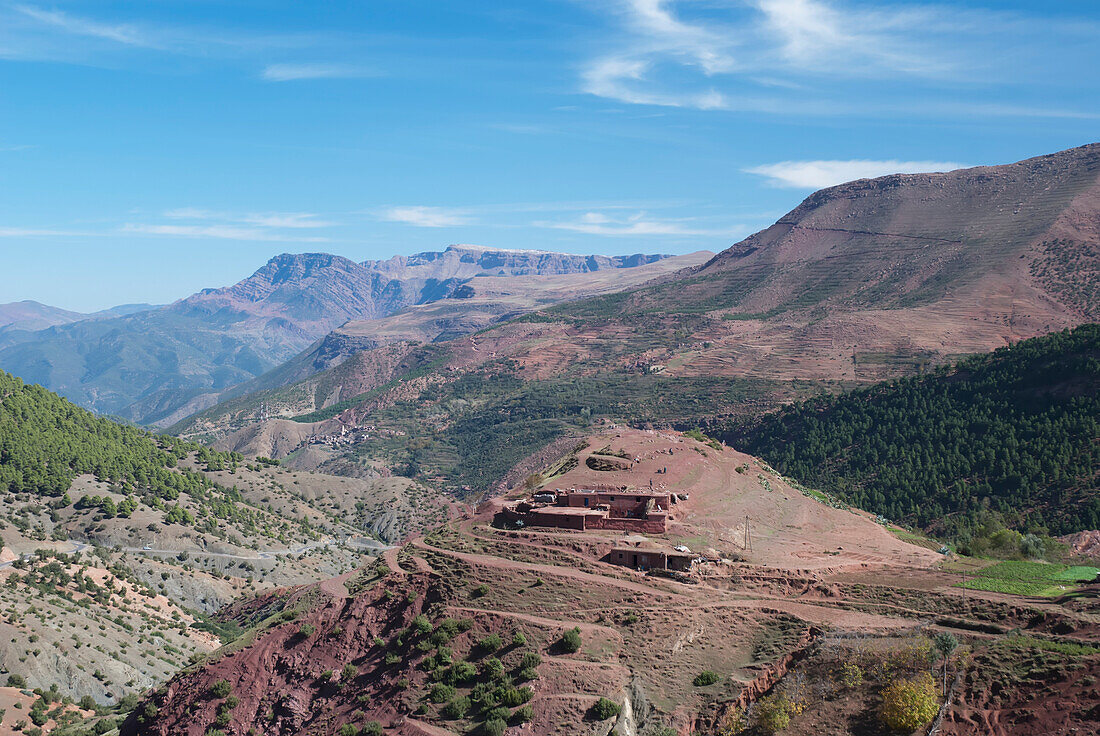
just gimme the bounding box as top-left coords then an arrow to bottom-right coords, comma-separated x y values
744,515 -> 752,553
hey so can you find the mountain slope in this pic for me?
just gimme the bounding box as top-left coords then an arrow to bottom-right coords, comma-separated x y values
0,247 -> 677,426
725,324 -> 1100,539
177,144 -> 1100,495
172,251 -> 711,432
0,369 -> 448,701
121,428 -> 1100,736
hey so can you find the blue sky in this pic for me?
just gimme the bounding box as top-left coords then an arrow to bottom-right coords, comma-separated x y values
0,0 -> 1097,311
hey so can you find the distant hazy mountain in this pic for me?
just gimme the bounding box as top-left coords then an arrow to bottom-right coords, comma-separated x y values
0,247 -> 674,426
0,299 -> 157,333
0,300 -> 87,331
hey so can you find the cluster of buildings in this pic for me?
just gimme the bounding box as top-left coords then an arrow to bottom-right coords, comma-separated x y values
497,487 -> 675,534
496,487 -> 699,572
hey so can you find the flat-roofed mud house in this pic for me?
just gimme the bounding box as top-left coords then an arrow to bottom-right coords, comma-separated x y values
608,538 -> 695,572
497,488 -> 674,533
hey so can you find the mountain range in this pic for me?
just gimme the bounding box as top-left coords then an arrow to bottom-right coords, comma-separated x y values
177,143 -> 1100,494
3,143 -> 1100,736
0,246 -> 686,427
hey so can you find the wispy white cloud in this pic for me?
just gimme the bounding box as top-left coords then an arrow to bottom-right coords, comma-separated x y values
121,223 -> 329,242
14,4 -> 150,46
0,226 -> 100,237
164,208 -> 335,228
380,206 -> 471,228
580,0 -> 1099,118
261,63 -> 377,82
1,4 -> 325,67
536,211 -> 743,237
744,159 -> 970,189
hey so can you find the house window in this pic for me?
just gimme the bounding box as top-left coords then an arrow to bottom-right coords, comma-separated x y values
584,497 -> 589,507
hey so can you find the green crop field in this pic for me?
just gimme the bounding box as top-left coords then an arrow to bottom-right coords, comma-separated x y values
958,560 -> 1099,597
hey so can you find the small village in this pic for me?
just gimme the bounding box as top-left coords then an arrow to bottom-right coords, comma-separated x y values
496,486 -> 699,573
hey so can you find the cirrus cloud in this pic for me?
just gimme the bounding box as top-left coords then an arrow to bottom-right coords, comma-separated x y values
261,63 -> 378,82
744,159 -> 970,189
536,211 -> 745,237
380,206 -> 471,228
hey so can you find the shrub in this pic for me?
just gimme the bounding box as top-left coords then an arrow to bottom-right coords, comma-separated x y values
449,661 -> 477,684
482,717 -> 507,736
7,674 -> 26,688
373,636 -> 385,647
429,683 -> 455,704
472,584 -> 490,598
442,696 -> 471,719
298,623 -> 316,638
338,725 -> 359,736
693,670 -> 721,687
486,706 -> 511,722
481,657 -> 505,680
512,704 -> 534,723
342,663 -> 359,681
209,680 -> 232,698
591,697 -> 621,720
224,695 -> 239,709
561,627 -> 582,653
478,634 -> 503,652
412,614 -> 432,636
362,722 -> 383,736
501,687 -> 533,707
520,652 -> 542,671
512,631 -> 527,647
384,653 -> 401,666
754,693 -> 800,734
840,662 -> 863,688
879,672 -> 939,732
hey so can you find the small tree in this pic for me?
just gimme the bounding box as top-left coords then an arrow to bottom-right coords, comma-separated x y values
880,672 -> 939,732
209,680 -> 232,698
561,627 -> 582,653
442,696 -> 471,719
482,717 -> 507,736
591,697 -> 621,720
932,632 -> 958,695
755,693 -> 797,734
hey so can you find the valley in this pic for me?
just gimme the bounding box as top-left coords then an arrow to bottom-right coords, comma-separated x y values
2,143 -> 1098,736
